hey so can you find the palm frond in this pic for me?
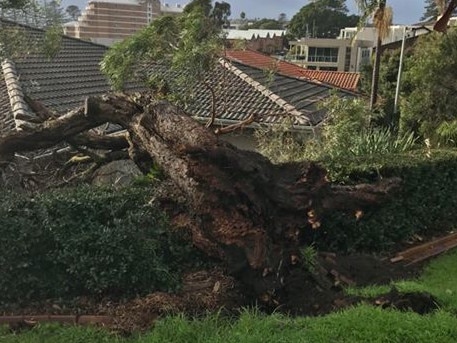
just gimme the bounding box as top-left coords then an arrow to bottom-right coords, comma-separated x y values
374,5 -> 393,40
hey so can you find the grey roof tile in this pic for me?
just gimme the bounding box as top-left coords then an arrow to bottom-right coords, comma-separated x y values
0,19 -> 357,135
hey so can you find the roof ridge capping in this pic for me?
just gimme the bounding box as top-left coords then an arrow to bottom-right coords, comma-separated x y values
219,58 -> 311,125
1,59 -> 37,131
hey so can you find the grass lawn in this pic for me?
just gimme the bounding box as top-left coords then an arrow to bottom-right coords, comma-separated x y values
2,250 -> 457,343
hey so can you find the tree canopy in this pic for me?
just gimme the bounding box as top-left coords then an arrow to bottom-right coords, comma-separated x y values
421,0 -> 447,20
288,0 -> 359,38
65,4 -> 81,21
101,0 -> 225,102
400,29 -> 457,145
240,18 -> 284,30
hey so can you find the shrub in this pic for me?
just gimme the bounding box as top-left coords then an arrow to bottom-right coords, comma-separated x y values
0,185 -> 207,304
256,97 -> 417,163
313,150 -> 457,253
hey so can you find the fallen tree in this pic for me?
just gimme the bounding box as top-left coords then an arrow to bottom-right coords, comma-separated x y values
0,93 -> 400,305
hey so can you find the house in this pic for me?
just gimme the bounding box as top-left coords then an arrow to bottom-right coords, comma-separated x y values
224,49 -> 360,92
0,19 -> 357,152
288,37 -> 373,72
63,0 -> 184,46
288,23 -> 433,73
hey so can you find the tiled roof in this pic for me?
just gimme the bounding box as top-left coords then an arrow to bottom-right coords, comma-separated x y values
142,61 -> 310,127
0,77 -> 14,134
228,61 -> 355,125
299,69 -> 360,92
224,49 -> 360,91
0,19 -> 139,134
13,32 -> 115,114
0,19 -> 357,135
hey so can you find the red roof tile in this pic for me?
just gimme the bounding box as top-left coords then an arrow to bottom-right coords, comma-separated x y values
299,69 -> 360,92
224,49 -> 360,92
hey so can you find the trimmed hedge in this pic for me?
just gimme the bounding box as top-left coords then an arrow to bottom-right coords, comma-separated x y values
0,186 -> 206,305
313,149 -> 457,253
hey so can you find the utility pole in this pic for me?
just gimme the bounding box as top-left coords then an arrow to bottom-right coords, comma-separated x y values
393,26 -> 407,115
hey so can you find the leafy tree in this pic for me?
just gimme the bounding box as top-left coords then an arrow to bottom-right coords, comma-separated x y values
212,1 -> 231,27
278,12 -> 287,25
183,0 -> 212,16
400,29 -> 457,145
288,0 -> 359,38
42,0 -> 65,26
183,0 -> 230,28
360,48 -> 412,129
421,0 -> 446,20
102,2 -> 225,125
0,0 -> 31,9
65,4 -> 81,21
0,0 -> 63,59
240,18 -> 283,30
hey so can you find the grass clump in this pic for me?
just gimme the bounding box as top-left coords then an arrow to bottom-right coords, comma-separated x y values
347,249 -> 457,311
2,307 -> 457,343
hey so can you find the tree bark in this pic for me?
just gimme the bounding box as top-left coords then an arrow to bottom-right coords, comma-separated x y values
0,94 -> 399,303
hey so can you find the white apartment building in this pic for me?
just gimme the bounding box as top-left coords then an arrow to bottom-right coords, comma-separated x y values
288,23 -> 432,72
288,38 -> 372,72
64,0 -> 184,46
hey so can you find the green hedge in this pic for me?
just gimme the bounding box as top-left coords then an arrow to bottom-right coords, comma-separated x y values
313,149 -> 457,253
0,186 -> 206,305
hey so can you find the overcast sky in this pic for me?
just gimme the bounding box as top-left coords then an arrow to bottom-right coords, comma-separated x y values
62,0 -> 425,25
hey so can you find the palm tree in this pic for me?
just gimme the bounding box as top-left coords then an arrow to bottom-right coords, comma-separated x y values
355,0 -> 392,110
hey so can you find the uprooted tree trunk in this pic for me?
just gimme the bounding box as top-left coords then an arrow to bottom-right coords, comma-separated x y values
0,93 -> 400,305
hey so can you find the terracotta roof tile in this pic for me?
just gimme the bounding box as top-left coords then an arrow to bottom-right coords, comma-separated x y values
224,49 -> 360,92
299,69 -> 360,92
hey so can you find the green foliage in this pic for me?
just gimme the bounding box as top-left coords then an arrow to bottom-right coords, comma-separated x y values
317,96 -> 416,159
299,244 -> 317,273
421,0 -> 450,20
102,1 -> 225,94
6,306 -> 457,342
348,248 -> 457,311
315,150 -> 457,252
0,1 -> 64,60
257,96 -> 417,164
101,15 -> 180,90
0,186 -> 206,304
132,164 -> 164,186
360,48 -> 410,128
288,0 -> 359,39
65,5 -> 81,21
240,18 -> 283,30
254,119 -> 313,163
401,29 -> 457,146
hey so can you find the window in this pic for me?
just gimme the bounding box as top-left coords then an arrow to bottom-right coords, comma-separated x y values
307,47 -> 338,63
319,66 -> 338,71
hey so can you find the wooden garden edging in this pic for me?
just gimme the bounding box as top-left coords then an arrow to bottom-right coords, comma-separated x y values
391,232 -> 457,266
0,315 -> 113,327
